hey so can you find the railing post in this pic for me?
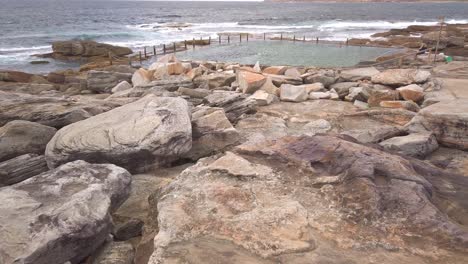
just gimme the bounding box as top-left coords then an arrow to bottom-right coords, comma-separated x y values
144,47 -> 147,58
303,35 -> 305,41
163,44 -> 166,54
228,35 -> 230,44
280,33 -> 283,41
263,33 -> 266,40
139,51 -> 142,64
219,35 -> 221,44
173,42 -> 176,53
247,34 -> 249,42
184,40 -> 187,50
293,35 -> 296,42
316,37 -> 319,44
209,36 -> 211,45
153,45 -> 156,57
346,38 -> 349,46
193,38 -> 195,49
240,33 -> 242,43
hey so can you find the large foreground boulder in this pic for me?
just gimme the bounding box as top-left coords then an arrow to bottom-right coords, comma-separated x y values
0,160 -> 131,264
148,135 -> 468,263
45,95 -> 192,172
407,99 -> 468,150
0,120 -> 56,162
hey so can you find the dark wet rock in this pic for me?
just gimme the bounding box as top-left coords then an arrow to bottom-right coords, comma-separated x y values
0,154 -> 49,186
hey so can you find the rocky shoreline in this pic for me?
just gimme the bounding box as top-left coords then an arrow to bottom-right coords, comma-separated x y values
1,24 -> 468,264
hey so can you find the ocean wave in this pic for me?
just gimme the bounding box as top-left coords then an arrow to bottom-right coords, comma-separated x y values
318,19 -> 468,31
0,46 -> 51,52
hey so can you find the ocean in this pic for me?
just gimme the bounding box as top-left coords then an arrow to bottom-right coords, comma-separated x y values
1,0 -> 468,71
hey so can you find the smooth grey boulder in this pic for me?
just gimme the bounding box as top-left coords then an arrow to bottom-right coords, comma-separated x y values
380,133 -> 439,158
45,95 -> 192,172
371,69 -> 431,86
0,160 -> 131,264
0,154 -> 49,186
87,71 -> 132,93
0,120 -> 57,162
340,67 -> 380,81
280,84 -> 308,102
329,82 -> 359,98
111,81 -> 132,94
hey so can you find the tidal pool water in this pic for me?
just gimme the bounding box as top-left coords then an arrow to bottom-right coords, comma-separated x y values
177,40 -> 400,67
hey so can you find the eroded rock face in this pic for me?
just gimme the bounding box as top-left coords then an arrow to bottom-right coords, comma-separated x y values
0,160 -> 131,264
45,95 -> 192,172
0,91 -> 119,128
148,135 -> 468,264
184,106 -> 240,160
406,99 -> 468,150
371,69 -> 431,86
0,120 -> 57,162
0,154 -> 49,186
52,40 -> 132,57
87,71 -> 132,94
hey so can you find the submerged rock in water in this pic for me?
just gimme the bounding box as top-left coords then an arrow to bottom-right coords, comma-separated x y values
0,160 -> 131,264
45,95 -> 192,172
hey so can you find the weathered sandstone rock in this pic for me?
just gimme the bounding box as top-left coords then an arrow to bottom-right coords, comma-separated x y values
262,66 -> 288,75
249,90 -> 277,106
371,69 -> 431,86
406,99 -> 468,150
0,120 -> 56,162
45,95 -> 192,172
0,154 -> 49,186
340,67 -> 380,81
280,84 -> 308,102
0,160 -> 131,264
0,91 -> 118,128
131,68 -> 153,87
184,107 -> 240,160
87,71 -> 132,93
205,91 -> 257,123
89,241 -> 135,264
380,100 -> 420,112
52,40 -> 132,57
397,84 -> 425,102
380,133 -> 438,158
148,135 -> 468,264
111,81 -> 132,94
368,89 -> 400,107
237,71 -> 266,94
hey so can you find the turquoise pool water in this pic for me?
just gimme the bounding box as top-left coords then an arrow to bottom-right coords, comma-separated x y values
177,41 -> 400,67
